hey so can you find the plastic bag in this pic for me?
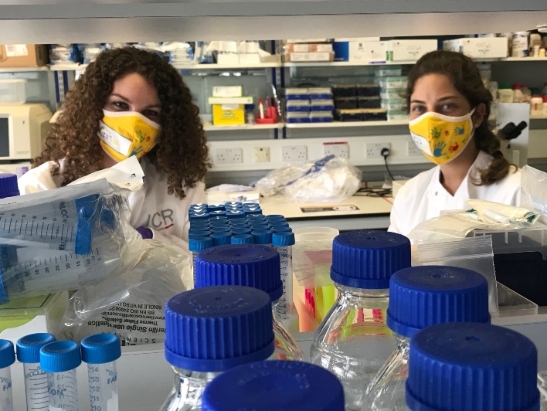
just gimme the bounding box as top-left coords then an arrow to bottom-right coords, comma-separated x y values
520,165 -> 547,225
256,155 -> 361,203
60,239 -> 191,345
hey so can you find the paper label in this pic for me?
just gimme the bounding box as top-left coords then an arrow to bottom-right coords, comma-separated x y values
5,44 -> 28,57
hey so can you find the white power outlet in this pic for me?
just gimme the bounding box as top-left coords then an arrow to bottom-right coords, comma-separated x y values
215,148 -> 243,164
365,143 -> 391,159
406,141 -> 422,157
323,142 -> 349,159
282,145 -> 308,162
253,147 -> 271,163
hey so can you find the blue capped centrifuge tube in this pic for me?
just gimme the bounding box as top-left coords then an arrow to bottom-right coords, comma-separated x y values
40,341 -> 81,411
81,333 -> 121,411
0,339 -> 15,411
16,333 -> 56,411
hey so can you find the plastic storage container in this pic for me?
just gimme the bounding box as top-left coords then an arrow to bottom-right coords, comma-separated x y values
378,76 -> 408,90
375,66 -> 403,77
310,111 -> 334,122
308,87 -> 333,100
332,84 -> 357,98
286,100 -> 311,112
285,88 -> 309,100
0,79 -> 27,105
310,100 -> 334,111
380,89 -> 406,101
335,97 -> 358,109
356,83 -> 381,96
358,96 -> 382,109
202,361 -> 345,411
286,112 -> 311,123
406,323 -> 539,411
366,266 -> 490,411
311,230 -> 411,411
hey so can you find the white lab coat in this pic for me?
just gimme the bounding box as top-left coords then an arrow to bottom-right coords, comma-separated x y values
17,157 -> 205,250
388,151 -> 521,237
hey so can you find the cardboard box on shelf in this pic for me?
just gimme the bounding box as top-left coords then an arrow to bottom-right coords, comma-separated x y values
0,44 -> 49,68
211,100 -> 246,126
333,39 -> 387,62
285,43 -> 334,53
387,39 -> 438,62
286,52 -> 335,63
443,38 -> 508,59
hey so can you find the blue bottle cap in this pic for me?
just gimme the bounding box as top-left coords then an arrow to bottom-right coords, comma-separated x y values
0,340 -> 14,369
387,266 -> 490,339
244,209 -> 263,215
189,213 -> 210,221
231,228 -> 251,235
252,230 -> 273,245
189,206 -> 208,213
224,201 -> 243,207
211,232 -> 231,246
207,205 -> 225,212
226,211 -> 246,219
164,286 -> 274,372
195,244 -> 283,301
273,227 -> 293,234
209,221 -> 229,229
190,203 -> 208,209
190,219 -> 210,226
229,220 -> 249,228
266,214 -> 286,222
406,323 -> 539,411
202,361 -> 345,411
0,174 -> 20,199
189,230 -> 211,240
40,341 -> 81,373
230,234 -> 254,244
247,214 -> 267,221
16,333 -> 56,363
330,230 -> 411,289
209,216 -> 228,222
81,333 -> 121,364
271,220 -> 290,227
189,236 -> 214,252
208,210 -> 226,217
272,232 -> 295,247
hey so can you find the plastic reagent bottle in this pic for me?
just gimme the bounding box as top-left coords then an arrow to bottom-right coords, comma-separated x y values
40,341 -> 82,411
310,230 -> 411,411
81,333 -> 121,411
272,232 -> 299,333
16,333 -> 56,411
201,361 -> 345,411
0,340 -> 14,411
159,285 -> 275,411
406,322 -> 539,411
194,244 -> 303,361
189,236 -> 214,285
366,266 -> 491,411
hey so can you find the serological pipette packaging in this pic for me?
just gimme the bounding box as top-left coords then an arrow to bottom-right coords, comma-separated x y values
520,165 -> 547,225
60,238 -> 191,345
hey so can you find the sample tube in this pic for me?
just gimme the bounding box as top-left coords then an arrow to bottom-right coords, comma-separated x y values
16,333 -> 56,411
0,340 -> 14,411
272,232 -> 299,333
189,237 -> 214,284
40,341 -> 81,411
81,333 -> 121,411
230,234 -> 254,244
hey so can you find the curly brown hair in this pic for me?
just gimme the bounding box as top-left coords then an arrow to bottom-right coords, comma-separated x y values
34,46 -> 210,198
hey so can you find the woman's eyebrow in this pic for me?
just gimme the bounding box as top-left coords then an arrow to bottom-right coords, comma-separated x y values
110,93 -> 130,102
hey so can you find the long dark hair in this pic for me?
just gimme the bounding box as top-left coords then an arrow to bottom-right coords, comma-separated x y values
34,47 -> 210,199
407,50 -> 516,185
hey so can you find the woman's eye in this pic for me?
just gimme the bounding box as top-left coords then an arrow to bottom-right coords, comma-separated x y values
112,101 -> 129,110
411,105 -> 425,114
142,110 -> 160,119
441,103 -> 456,112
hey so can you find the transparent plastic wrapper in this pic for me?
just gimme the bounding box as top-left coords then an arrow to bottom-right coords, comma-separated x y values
415,236 -> 499,313
466,199 -> 539,225
521,165 -> 547,225
256,155 -> 362,203
60,239 -> 191,345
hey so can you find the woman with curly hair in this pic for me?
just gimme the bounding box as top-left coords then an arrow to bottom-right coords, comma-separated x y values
18,47 -> 210,248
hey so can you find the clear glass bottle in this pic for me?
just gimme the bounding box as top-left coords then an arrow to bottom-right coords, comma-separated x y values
194,244 -> 303,361
202,361 -> 345,411
366,266 -> 491,411
160,286 -> 275,411
406,322 -> 539,411
310,230 -> 411,411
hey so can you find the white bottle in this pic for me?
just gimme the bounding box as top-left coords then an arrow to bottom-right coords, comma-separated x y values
513,84 -> 524,103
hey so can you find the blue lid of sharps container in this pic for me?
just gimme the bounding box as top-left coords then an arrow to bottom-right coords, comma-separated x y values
0,340 -> 15,369
202,361 -> 345,411
406,323 -> 539,411
40,341 -> 81,373
330,230 -> 411,289
164,286 -> 274,372
16,333 -> 56,363
195,244 -> 283,301
0,174 -> 19,199
387,266 -> 490,338
81,333 -> 121,364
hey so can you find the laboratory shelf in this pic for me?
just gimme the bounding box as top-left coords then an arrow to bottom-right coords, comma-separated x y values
49,64 -> 88,71
203,123 -> 283,131
285,60 -> 415,67
0,66 -> 49,73
285,120 -> 408,129
175,62 -> 282,70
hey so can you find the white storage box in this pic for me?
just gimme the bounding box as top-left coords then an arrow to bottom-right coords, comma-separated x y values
0,79 -> 27,105
443,38 -> 508,59
333,39 -> 388,62
387,40 -> 438,62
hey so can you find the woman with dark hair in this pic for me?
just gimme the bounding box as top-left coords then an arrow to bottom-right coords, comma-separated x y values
389,50 -> 520,237
18,47 -> 210,248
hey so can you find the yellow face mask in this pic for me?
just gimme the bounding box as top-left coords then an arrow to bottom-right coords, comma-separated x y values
409,110 -> 475,165
98,110 -> 161,162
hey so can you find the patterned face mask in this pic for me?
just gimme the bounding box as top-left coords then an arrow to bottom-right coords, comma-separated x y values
409,109 -> 475,165
98,110 -> 160,162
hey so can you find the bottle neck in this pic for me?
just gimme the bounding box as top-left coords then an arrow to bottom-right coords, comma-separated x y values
336,284 -> 389,299
171,366 -> 220,397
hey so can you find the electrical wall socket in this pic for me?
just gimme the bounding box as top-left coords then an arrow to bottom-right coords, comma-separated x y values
365,142 -> 391,159
323,142 -> 349,159
282,145 -> 308,162
215,147 -> 243,164
253,147 -> 271,163
406,141 -> 422,157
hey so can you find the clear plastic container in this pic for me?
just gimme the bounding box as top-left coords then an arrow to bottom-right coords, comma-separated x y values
380,89 -> 406,100
194,244 -> 303,361
387,109 -> 408,121
285,88 -> 310,100
160,286 -> 275,411
0,79 -> 27,105
309,111 -> 334,123
286,100 -> 311,112
0,340 -> 14,411
286,112 -> 311,123
272,232 -> 299,333
375,66 -> 403,77
310,100 -> 334,111
308,87 -> 333,100
366,266 -> 490,411
406,323 -> 539,411
378,77 -> 408,90
311,230 -> 411,411
202,361 -> 345,411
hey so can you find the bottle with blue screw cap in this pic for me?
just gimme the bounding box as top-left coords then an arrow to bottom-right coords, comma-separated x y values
0,339 -> 14,411
366,265 -> 491,411
194,244 -> 303,361
202,361 -> 345,411
310,230 -> 411,411
406,322 -> 539,411
159,285 -> 275,411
